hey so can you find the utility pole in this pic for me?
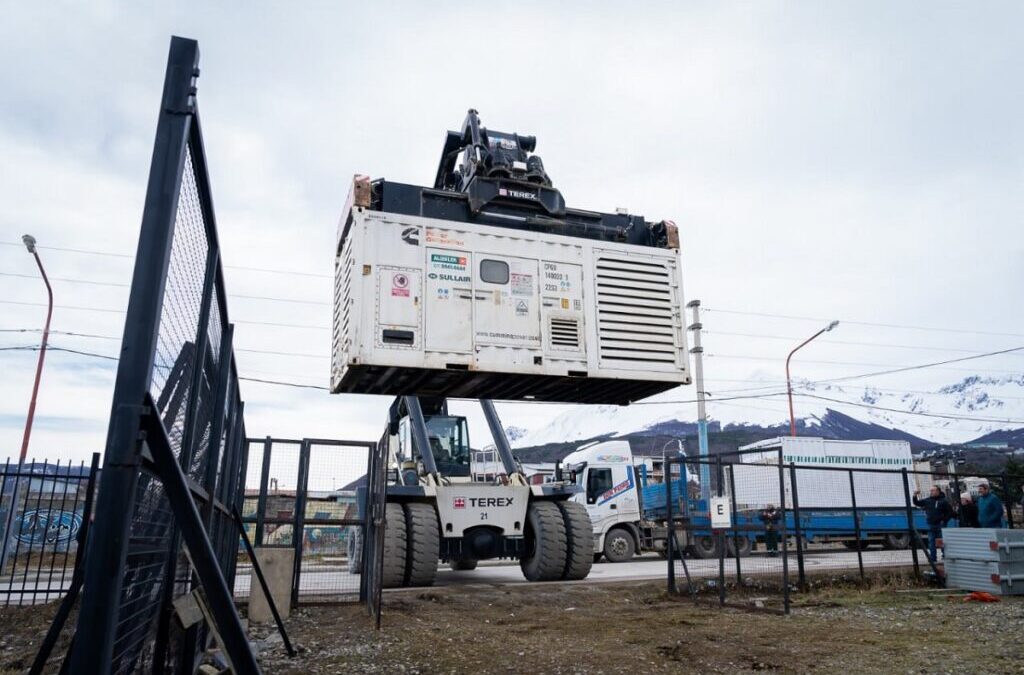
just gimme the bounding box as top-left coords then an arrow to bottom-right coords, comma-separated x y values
686,300 -> 711,503
1,235 -> 54,572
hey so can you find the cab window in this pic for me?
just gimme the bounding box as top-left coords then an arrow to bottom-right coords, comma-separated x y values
586,468 -> 613,504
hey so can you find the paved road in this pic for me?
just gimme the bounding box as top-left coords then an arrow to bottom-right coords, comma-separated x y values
1,547 -> 918,604
231,547 -> 918,598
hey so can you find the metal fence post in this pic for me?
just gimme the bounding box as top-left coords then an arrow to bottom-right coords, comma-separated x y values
292,440 -> 312,608
69,37 -> 198,673
777,449 -> 790,615
255,436 -> 272,546
716,455 -> 725,608
727,463 -> 741,582
666,458 -> 676,594
788,462 -> 806,590
848,469 -> 865,582
901,468 -> 921,580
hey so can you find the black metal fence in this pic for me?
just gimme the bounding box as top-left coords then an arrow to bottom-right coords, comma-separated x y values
666,452 -> 1023,614
236,437 -> 376,606
0,454 -> 99,606
52,37 -> 258,674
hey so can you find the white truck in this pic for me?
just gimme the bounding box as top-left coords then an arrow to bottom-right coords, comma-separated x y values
564,440 -> 683,562
565,437 -> 931,561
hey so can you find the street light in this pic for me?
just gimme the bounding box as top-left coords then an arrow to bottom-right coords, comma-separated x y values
1,236 -> 53,573
19,235 -> 53,462
786,320 -> 839,437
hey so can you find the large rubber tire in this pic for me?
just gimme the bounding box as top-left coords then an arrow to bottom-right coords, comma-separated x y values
381,503 -> 407,588
347,526 -> 362,574
557,501 -> 595,581
690,535 -> 719,559
727,536 -> 752,558
603,528 -> 636,563
403,503 -> 440,587
883,533 -> 910,550
520,501 -> 568,582
449,557 -> 478,571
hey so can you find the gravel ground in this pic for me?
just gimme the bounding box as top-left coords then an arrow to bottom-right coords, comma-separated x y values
251,575 -> 1024,674
3,574 -> 1022,674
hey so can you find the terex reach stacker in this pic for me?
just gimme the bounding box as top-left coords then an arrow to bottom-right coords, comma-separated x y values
332,111 -> 692,586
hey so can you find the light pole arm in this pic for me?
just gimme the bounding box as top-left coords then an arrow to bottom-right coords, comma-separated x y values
785,326 -> 829,437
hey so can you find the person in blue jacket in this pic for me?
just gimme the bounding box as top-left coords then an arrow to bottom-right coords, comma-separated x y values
976,482 -> 1006,528
913,486 -> 953,563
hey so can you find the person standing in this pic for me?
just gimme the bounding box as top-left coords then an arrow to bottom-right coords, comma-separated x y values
976,482 -> 1006,528
958,494 -> 979,528
759,504 -> 781,557
913,486 -> 953,563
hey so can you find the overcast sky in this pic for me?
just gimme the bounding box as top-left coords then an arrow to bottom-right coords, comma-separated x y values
1,2 -> 1022,474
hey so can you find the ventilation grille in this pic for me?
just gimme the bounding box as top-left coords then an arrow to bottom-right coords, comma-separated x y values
595,255 -> 679,366
549,317 -> 581,350
333,239 -> 355,365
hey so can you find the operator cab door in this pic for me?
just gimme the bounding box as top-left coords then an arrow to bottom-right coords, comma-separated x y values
425,248 -> 473,353
584,463 -> 634,532
473,255 -> 541,348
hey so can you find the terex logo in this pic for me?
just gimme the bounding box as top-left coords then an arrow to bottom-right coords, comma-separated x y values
453,497 -> 466,509
498,187 -> 537,201
469,497 -> 514,508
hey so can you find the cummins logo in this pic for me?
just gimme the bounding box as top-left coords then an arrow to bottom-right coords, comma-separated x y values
401,227 -> 420,245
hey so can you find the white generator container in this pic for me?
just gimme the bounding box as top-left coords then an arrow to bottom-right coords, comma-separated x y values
731,437 -> 919,510
331,200 -> 691,404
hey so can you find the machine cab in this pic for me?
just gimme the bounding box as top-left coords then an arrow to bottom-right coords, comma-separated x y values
398,413 -> 472,478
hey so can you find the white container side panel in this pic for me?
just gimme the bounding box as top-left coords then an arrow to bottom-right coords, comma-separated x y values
734,439 -> 916,509
331,208 -> 690,390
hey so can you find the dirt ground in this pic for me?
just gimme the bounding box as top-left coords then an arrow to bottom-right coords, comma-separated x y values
3,574 -> 1022,674
251,575 -> 1024,675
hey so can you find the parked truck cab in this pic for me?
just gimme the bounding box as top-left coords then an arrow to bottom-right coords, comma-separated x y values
566,441 -> 645,562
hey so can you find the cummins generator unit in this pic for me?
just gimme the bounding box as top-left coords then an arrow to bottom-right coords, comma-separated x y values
331,110 -> 691,404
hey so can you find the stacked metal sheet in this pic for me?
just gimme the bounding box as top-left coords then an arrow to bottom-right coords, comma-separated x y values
942,528 -> 1024,595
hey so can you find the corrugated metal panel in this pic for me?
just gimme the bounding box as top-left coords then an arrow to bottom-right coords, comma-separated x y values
943,528 -> 1024,595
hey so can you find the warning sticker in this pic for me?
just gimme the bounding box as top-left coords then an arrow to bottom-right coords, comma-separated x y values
515,299 -> 528,316
510,273 -> 533,297
392,272 -> 410,297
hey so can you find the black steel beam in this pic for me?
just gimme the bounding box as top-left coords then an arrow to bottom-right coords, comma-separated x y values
479,399 -> 519,476
141,401 -> 258,674
69,36 -> 199,674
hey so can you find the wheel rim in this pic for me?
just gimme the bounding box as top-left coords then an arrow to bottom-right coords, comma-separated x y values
609,534 -> 629,556
698,537 -> 715,553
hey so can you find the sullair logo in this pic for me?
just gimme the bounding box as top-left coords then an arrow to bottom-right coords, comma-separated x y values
499,187 -> 537,201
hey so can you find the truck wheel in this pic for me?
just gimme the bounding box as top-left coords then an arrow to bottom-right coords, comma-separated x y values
449,557 -> 478,571
557,501 -> 594,581
381,503 -> 407,588
520,501 -> 568,582
347,526 -> 363,574
603,528 -> 635,563
727,536 -> 752,558
691,535 -> 718,559
404,503 -> 440,587
882,533 -> 910,550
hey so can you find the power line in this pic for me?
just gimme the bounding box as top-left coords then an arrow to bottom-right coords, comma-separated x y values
1,241 -> 332,278
707,351 -> 1022,376
238,376 -> 329,390
0,272 -> 331,306
704,307 -> 1024,339
0,301 -> 331,330
704,329 -> 1024,357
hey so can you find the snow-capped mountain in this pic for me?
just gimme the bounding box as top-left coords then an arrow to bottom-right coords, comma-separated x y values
512,374 -> 1024,449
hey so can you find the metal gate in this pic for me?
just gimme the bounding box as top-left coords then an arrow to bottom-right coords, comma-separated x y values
239,437 -> 377,605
